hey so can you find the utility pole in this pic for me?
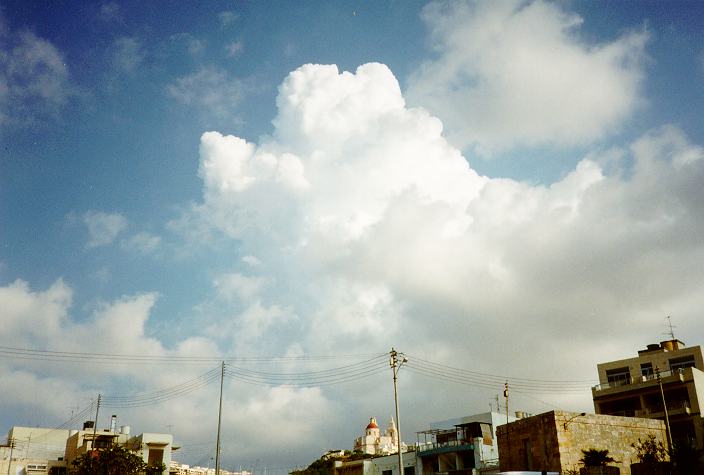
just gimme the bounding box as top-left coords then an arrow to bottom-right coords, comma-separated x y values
504,382 -> 509,461
390,349 -> 407,475
92,394 -> 101,451
6,437 -> 14,475
215,361 -> 225,475
656,367 -> 673,455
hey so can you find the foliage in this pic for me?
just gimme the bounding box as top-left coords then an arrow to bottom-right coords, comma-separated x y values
632,434 -> 668,465
579,448 -> 616,467
72,444 -> 165,475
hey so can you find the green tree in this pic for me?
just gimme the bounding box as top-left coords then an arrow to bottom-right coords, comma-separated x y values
580,448 -> 616,467
72,444 -> 165,475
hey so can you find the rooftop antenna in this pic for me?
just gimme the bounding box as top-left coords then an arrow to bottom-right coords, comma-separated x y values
665,315 -> 677,340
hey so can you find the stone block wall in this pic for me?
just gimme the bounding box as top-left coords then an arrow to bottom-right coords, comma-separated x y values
497,410 -> 667,475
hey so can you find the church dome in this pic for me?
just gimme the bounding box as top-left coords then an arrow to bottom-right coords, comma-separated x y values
366,417 -> 379,429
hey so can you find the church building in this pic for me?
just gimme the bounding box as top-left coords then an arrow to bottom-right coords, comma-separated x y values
353,417 -> 405,456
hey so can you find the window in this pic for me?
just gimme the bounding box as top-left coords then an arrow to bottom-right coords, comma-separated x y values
606,367 -> 631,386
93,438 -> 111,449
640,362 -> 654,379
383,469 -> 392,475
404,466 -> 415,475
669,355 -> 695,372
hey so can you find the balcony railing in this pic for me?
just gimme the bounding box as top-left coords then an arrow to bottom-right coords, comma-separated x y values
593,368 -> 685,391
417,439 -> 474,456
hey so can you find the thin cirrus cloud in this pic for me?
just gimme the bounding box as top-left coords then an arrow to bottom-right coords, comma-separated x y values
406,0 -> 649,155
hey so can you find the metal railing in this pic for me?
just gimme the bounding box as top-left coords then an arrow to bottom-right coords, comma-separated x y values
592,368 -> 685,391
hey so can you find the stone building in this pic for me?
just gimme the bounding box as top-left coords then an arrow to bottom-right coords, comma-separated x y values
496,410 -> 667,475
591,339 -> 704,450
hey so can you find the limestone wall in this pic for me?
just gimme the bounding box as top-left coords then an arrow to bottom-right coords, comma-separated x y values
497,410 -> 667,475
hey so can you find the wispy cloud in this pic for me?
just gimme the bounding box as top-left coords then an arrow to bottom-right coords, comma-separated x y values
170,33 -> 206,56
98,2 -> 122,22
81,211 -> 128,248
166,66 -> 251,123
218,11 -> 239,28
110,36 -> 144,74
121,231 -> 161,254
0,30 -> 72,127
225,40 -> 244,57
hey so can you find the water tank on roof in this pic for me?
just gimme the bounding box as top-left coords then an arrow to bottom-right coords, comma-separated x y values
83,421 -> 94,430
120,425 -> 130,436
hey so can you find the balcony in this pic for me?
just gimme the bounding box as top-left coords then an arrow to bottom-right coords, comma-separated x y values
593,368 -> 686,393
417,439 -> 475,457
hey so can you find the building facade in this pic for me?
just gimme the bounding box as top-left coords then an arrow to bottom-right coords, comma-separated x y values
591,339 -> 704,450
496,410 -> 667,475
0,427 -> 71,475
2,420 -> 173,475
416,411 -> 514,474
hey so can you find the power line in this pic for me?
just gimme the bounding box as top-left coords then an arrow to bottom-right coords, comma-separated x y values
0,346 -> 382,365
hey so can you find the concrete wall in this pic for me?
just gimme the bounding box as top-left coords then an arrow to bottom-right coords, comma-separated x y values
496,411 -> 667,475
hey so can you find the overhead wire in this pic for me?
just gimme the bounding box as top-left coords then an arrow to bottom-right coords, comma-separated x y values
0,345 -> 381,365
403,353 -> 597,394
224,354 -> 388,387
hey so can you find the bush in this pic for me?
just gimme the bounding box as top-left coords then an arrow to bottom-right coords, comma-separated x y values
72,444 -> 165,475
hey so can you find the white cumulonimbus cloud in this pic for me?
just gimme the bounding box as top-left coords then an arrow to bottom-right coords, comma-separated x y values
406,0 -> 649,154
190,62 -> 704,373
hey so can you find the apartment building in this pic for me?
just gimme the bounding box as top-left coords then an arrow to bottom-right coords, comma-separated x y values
591,339 -> 704,449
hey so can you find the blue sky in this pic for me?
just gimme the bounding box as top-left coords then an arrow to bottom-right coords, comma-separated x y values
2,0 -> 704,471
